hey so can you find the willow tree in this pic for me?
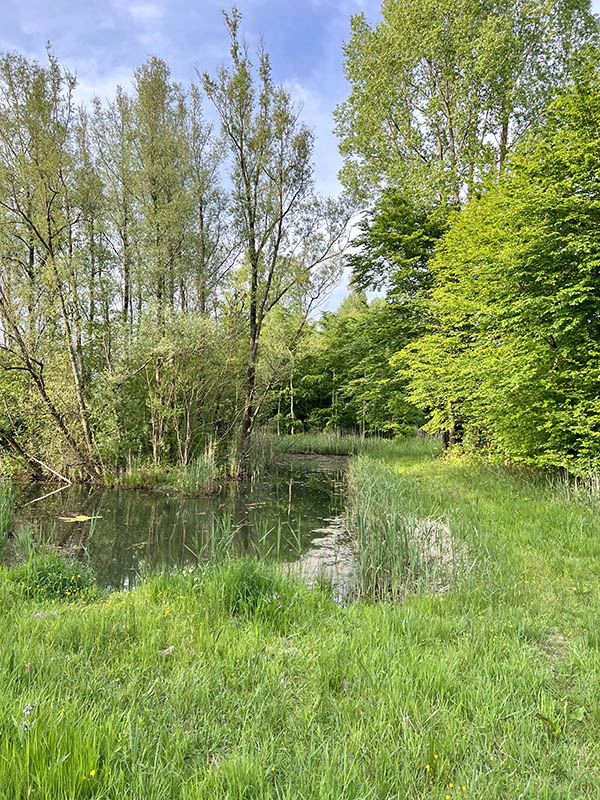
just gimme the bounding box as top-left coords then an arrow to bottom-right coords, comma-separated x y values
0,50 -> 102,481
203,10 -> 349,467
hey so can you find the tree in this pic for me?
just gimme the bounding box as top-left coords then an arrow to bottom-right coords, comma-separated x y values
0,50 -> 103,481
267,293 -> 420,436
335,0 -> 598,204
92,88 -> 136,327
348,190 -> 448,295
185,84 -> 234,314
203,9 -> 349,467
398,49 -> 600,471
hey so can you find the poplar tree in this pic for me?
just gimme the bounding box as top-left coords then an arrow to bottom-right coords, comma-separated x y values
203,9 -> 348,467
0,51 -> 102,481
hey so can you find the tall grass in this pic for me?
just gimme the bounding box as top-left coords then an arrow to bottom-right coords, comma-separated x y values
348,454 -> 462,599
270,430 -> 440,458
0,481 -> 13,537
174,440 -> 219,495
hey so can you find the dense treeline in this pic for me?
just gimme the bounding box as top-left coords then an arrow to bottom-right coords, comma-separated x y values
0,13 -> 348,482
278,0 -> 600,475
400,57 -> 600,471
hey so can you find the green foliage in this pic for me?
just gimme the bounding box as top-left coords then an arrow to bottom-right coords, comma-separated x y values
270,294 -> 421,436
400,51 -> 600,473
269,431 -> 437,459
335,0 -> 598,202
349,450 -> 459,600
348,191 -> 449,295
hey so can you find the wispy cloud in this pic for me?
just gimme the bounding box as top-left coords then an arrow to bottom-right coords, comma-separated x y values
128,2 -> 164,22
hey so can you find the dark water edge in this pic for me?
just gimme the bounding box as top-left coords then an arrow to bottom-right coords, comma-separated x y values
11,456 -> 347,590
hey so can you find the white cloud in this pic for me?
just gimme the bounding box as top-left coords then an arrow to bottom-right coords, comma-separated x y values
73,65 -> 133,105
129,2 -> 164,22
283,78 -> 342,198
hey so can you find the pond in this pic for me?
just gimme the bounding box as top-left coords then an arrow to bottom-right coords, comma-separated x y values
12,455 -> 348,590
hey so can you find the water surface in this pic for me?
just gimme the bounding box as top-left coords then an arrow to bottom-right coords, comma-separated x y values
13,457 -> 346,589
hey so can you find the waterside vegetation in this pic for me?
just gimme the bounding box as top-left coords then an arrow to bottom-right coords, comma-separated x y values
1,435 -> 599,797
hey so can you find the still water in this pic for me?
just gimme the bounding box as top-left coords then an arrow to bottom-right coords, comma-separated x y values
13,456 -> 346,589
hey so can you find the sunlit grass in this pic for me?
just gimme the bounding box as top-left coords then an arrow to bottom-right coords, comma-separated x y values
1,437 -> 600,797
269,430 -> 440,459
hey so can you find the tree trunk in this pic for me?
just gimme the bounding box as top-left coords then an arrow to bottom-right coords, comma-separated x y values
239,334 -> 258,470
289,371 -> 295,435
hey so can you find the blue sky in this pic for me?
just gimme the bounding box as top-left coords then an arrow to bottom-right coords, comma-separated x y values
0,0 -> 375,198
2,0 -> 599,310
1,0 -> 377,308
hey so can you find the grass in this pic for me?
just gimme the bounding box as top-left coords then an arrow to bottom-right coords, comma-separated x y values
0,480 -> 13,536
113,435 -> 273,493
113,442 -> 220,495
1,435 -> 600,797
269,430 -> 440,459
172,441 -> 219,495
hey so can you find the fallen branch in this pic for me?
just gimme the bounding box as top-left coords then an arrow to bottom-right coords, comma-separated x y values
20,452 -> 72,485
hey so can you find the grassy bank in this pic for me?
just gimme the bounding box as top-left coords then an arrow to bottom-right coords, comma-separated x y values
268,430 -> 437,458
2,437 -> 600,798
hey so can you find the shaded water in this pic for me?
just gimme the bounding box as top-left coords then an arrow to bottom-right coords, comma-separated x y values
13,456 -> 347,589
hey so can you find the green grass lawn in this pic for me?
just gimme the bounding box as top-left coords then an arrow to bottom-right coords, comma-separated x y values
1,437 -> 599,798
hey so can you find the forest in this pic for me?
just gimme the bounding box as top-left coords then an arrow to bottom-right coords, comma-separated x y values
1,0 -> 599,485
2,2 -> 600,799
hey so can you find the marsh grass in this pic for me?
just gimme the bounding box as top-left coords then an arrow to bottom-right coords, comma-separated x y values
173,440 -> 219,495
114,441 -> 220,495
270,430 -> 441,460
350,456 -> 463,599
0,481 -> 13,536
2,438 -> 600,797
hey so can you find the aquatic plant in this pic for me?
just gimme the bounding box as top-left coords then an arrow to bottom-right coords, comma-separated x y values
175,440 -> 219,495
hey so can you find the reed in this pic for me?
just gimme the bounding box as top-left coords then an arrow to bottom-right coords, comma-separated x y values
175,440 -> 219,495
0,481 -> 13,537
